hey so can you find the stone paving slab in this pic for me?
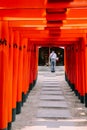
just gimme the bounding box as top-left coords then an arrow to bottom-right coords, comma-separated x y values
33,120 -> 75,127
44,80 -> 59,82
43,83 -> 59,85
40,95 -> 65,100
44,81 -> 59,84
41,90 -> 62,95
42,87 -> 61,91
44,83 -> 59,85
44,78 -> 58,80
44,80 -> 58,81
42,85 -> 60,87
39,101 -> 68,108
44,75 -> 57,77
37,109 -> 72,119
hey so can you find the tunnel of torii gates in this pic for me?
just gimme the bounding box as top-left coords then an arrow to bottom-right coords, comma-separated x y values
0,0 -> 87,130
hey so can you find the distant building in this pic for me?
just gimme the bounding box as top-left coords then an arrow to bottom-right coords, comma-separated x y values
38,47 -> 64,66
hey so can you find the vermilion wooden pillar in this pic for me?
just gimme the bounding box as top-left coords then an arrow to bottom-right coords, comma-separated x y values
24,41 -> 29,97
78,39 -> 85,103
32,45 -> 38,88
31,45 -> 37,89
83,35 -> 87,107
22,38 -> 28,104
77,42 -> 81,99
74,43 -> 79,96
70,45 -> 75,90
33,45 -> 37,86
69,46 -> 72,88
12,30 -> 19,121
8,27 -> 14,129
64,46 -> 70,83
34,46 -> 38,85
16,34 -> 23,114
0,20 -> 9,130
64,46 -> 68,82
81,40 -> 85,103
26,39 -> 31,96
72,44 -> 77,93
69,45 -> 75,91
73,45 -> 76,91
67,46 -> 71,85
27,40 -> 31,93
29,45 -> 34,90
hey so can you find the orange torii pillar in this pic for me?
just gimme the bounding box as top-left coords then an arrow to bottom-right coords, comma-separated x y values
77,42 -> 82,100
73,43 -> 79,96
68,46 -> 73,89
77,39 -> 85,103
22,38 -> 29,104
76,42 -> 81,99
83,35 -> 87,107
0,20 -> 9,130
72,44 -> 78,94
66,46 -> 71,86
29,44 -> 38,90
34,46 -> 38,86
12,30 -> 19,122
64,46 -> 68,82
64,44 -> 77,93
72,45 -> 76,92
24,39 -> 30,98
65,45 -> 72,85
69,45 -> 75,91
64,46 -> 70,82
8,27 -> 14,130
16,34 -> 23,114
32,45 -> 38,87
27,40 -> 32,94
29,45 -> 34,90
80,41 -> 85,103
71,44 -> 76,91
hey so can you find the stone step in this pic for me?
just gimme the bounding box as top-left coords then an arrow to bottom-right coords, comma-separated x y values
40,95 -> 65,101
41,90 -> 62,95
39,101 -> 68,108
37,109 -> 72,119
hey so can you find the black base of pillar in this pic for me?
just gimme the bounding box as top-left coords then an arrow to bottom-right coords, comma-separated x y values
30,83 -> 33,90
68,80 -> 71,87
16,101 -> 22,114
85,93 -> 87,107
80,95 -> 84,104
28,87 -> 30,94
71,84 -> 75,91
22,92 -> 26,105
7,122 -> 12,130
33,80 -> 35,86
34,79 -> 37,85
78,92 -> 80,99
65,72 -> 68,81
74,89 -> 78,96
26,91 -> 29,99
12,108 -> 16,122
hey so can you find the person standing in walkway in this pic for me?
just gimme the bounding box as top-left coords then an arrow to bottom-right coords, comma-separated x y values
49,50 -> 58,72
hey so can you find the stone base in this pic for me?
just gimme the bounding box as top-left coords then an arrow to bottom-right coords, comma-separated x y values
80,95 -> 84,104
8,122 -> 12,130
12,108 -> 16,122
85,93 -> 87,107
16,101 -> 22,114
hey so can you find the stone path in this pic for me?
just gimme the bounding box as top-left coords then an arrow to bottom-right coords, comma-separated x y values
12,66 -> 87,130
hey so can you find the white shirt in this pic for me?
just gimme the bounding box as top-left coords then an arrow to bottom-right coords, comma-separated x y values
50,51 -> 57,59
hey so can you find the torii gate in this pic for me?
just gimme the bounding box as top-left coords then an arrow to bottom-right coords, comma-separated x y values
0,0 -> 87,130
